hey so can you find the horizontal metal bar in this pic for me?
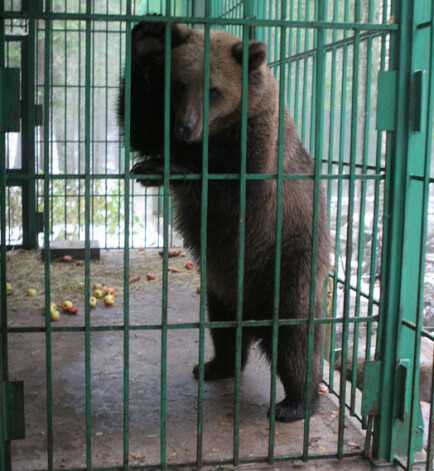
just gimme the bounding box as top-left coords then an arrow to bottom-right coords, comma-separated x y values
334,276 -> 381,305
324,159 -> 386,172
7,315 -> 379,334
402,319 -> 434,341
5,173 -> 384,182
15,450 -> 365,471
269,30 -> 388,68
409,174 -> 434,184
2,12 -> 399,31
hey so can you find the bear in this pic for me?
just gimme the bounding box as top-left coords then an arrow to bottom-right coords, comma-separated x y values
118,19 -> 331,422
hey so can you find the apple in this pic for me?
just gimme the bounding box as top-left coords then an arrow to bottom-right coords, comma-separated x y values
93,283 -> 103,291
89,296 -> 97,308
146,273 -> 156,281
196,285 -> 201,294
27,288 -> 37,297
61,300 -> 73,312
93,289 -> 104,298
6,282 -> 13,292
186,261 -> 194,270
50,310 -> 60,321
105,287 -> 116,296
62,255 -> 73,263
104,294 -> 115,306
69,306 -> 78,315
50,302 -> 57,312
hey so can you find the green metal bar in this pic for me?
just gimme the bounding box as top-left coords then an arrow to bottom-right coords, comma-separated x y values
428,344 -> 434,471
351,0 -> 375,418
0,0 -> 8,468
300,0 -> 310,145
196,0 -> 211,466
63,11 -> 68,244
293,0 -> 301,129
303,0 -> 325,460
122,1 -> 132,468
267,30 -> 394,68
84,1 -> 92,468
7,450 -> 367,471
364,10 -> 390,439
268,0 -> 286,463
6,315 -> 379,335
20,4 -> 38,250
2,11 -> 401,30
406,2 -> 434,467
233,0 -> 251,463
325,0 -> 338,392
372,0 -> 411,461
338,0 -> 361,458
160,10 -> 172,469
43,1 -> 54,469
329,0 -> 349,397
4,171 -> 384,181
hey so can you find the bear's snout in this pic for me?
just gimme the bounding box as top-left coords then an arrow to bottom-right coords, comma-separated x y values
177,121 -> 195,141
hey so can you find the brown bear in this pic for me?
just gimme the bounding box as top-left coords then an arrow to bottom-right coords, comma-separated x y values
118,20 -> 330,422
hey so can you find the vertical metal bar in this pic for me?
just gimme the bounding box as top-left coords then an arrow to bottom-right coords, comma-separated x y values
303,0 -> 325,460
329,0 -> 349,401
123,1 -> 132,468
0,0 -> 9,468
196,1 -> 211,467
63,8 -> 68,243
338,1 -> 361,458
326,0 -> 338,392
233,0 -> 251,463
372,0 -> 411,461
43,1 -> 54,469
267,0 -> 286,463
161,8 -> 172,469
428,345 -> 434,471
407,3 -> 434,467
300,0 -> 309,146
84,0 -> 92,468
104,2 -> 109,249
351,0 -> 374,416
21,2 -> 38,249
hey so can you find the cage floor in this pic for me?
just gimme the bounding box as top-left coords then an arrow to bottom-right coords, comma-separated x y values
6,249 -> 384,470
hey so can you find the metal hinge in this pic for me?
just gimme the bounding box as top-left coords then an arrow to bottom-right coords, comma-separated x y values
1,381 -> 25,441
361,360 -> 381,416
0,68 -> 21,133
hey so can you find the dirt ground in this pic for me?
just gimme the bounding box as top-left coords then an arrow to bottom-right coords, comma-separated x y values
4,249 -> 387,470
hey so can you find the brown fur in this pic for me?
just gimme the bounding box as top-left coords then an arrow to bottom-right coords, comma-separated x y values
118,20 -> 331,422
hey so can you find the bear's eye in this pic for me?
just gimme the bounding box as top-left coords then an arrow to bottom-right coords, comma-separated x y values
209,87 -> 221,99
173,80 -> 186,96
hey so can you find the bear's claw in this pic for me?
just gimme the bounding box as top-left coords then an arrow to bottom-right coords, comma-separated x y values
269,397 -> 319,423
193,360 -> 236,381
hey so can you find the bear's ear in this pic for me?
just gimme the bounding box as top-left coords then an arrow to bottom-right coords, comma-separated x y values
232,41 -> 267,70
171,24 -> 192,48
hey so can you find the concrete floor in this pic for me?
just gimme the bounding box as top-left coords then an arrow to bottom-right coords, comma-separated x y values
6,250 -> 397,470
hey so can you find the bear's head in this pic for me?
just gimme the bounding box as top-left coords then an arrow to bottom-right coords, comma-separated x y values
170,25 -> 276,143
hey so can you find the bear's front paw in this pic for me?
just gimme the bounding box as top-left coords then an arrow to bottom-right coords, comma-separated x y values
270,397 -> 319,423
130,159 -> 164,186
193,359 -> 236,381
132,19 -> 166,66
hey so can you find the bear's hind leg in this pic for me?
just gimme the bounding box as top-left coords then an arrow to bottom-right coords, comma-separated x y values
261,325 -> 321,422
193,290 -> 252,380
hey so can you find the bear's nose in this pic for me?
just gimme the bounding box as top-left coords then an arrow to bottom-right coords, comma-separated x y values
178,121 -> 195,140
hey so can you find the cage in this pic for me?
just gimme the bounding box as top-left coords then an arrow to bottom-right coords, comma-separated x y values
1,0 -> 434,470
